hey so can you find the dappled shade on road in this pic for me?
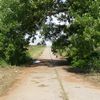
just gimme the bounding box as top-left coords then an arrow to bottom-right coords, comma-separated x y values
31,58 -> 68,67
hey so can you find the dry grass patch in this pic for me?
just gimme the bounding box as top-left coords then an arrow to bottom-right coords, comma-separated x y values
83,73 -> 100,87
0,67 -> 21,96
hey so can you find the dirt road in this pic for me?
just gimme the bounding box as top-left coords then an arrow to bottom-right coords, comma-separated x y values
0,47 -> 100,100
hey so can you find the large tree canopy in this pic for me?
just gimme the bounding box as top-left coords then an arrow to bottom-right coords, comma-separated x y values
50,0 -> 100,72
0,0 -> 100,72
0,0 -> 55,65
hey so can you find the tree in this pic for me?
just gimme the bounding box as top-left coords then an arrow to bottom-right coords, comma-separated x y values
50,0 -> 100,72
0,0 -> 100,72
0,0 -> 54,65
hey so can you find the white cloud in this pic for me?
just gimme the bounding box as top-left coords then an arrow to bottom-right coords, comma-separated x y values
45,40 -> 52,46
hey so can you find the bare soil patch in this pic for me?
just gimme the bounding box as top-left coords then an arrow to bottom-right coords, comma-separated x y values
0,67 -> 21,96
83,73 -> 100,88
63,67 -> 100,89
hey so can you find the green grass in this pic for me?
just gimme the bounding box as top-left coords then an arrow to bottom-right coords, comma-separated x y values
0,59 -> 8,68
28,45 -> 45,59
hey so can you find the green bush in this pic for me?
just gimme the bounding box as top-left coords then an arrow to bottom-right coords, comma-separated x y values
0,59 -> 8,67
71,50 -> 100,73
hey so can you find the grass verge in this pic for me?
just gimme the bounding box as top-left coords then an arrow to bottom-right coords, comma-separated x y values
28,45 -> 45,59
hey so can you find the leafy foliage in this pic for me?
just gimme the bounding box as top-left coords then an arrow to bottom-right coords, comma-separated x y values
0,0 -> 53,65
51,0 -> 100,72
0,0 -> 100,72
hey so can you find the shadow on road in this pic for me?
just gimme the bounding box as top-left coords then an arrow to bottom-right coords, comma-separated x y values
63,67 -> 88,74
27,58 -> 68,67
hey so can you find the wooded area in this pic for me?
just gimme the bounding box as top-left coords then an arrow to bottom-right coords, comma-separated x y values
0,0 -> 100,72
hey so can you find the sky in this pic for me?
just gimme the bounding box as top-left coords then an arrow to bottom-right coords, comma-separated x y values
25,31 -> 52,46
26,0 -> 67,46
62,0 -> 66,2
